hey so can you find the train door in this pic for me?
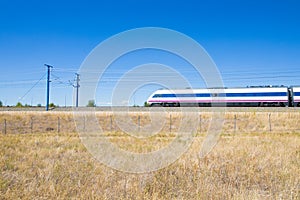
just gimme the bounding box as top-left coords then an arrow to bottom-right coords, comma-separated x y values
291,86 -> 300,107
288,87 -> 293,107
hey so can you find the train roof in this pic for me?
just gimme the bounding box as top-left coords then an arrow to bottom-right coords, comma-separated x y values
156,85 -> 289,90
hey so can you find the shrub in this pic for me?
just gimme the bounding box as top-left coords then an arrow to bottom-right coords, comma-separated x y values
49,103 -> 56,108
16,102 -> 23,107
87,100 -> 96,107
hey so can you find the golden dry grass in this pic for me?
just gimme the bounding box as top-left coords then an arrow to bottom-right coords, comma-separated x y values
0,111 -> 300,199
0,132 -> 299,199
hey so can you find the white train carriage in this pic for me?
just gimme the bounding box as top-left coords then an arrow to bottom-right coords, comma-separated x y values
147,86 -> 289,107
290,86 -> 300,106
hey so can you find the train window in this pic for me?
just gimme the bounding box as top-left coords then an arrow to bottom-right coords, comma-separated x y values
153,94 -> 162,98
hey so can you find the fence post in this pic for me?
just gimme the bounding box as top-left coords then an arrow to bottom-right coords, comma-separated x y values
30,117 -> 33,134
110,115 -> 113,132
199,114 -> 202,133
57,117 -> 60,133
83,116 -> 86,132
268,113 -> 272,132
138,115 -> 140,132
169,114 -> 172,133
234,114 -> 237,133
4,119 -> 6,134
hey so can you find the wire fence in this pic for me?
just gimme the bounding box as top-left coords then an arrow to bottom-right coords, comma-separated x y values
1,111 -> 300,135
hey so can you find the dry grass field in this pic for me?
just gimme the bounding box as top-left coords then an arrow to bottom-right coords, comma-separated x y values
1,109 -> 300,134
0,110 -> 300,199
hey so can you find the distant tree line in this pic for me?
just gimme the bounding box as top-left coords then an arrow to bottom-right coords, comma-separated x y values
0,99 -> 148,107
0,101 -> 57,108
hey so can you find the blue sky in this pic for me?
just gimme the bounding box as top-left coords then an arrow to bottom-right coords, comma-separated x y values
0,0 -> 299,106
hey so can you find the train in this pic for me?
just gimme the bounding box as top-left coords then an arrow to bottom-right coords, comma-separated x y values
146,86 -> 300,107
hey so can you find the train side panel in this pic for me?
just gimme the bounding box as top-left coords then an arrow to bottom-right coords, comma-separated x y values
223,87 -> 288,105
147,87 -> 289,107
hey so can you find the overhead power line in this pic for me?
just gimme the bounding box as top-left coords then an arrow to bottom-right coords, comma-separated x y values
19,73 -> 46,101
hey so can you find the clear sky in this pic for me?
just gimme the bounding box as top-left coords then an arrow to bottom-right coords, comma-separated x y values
0,0 -> 299,106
